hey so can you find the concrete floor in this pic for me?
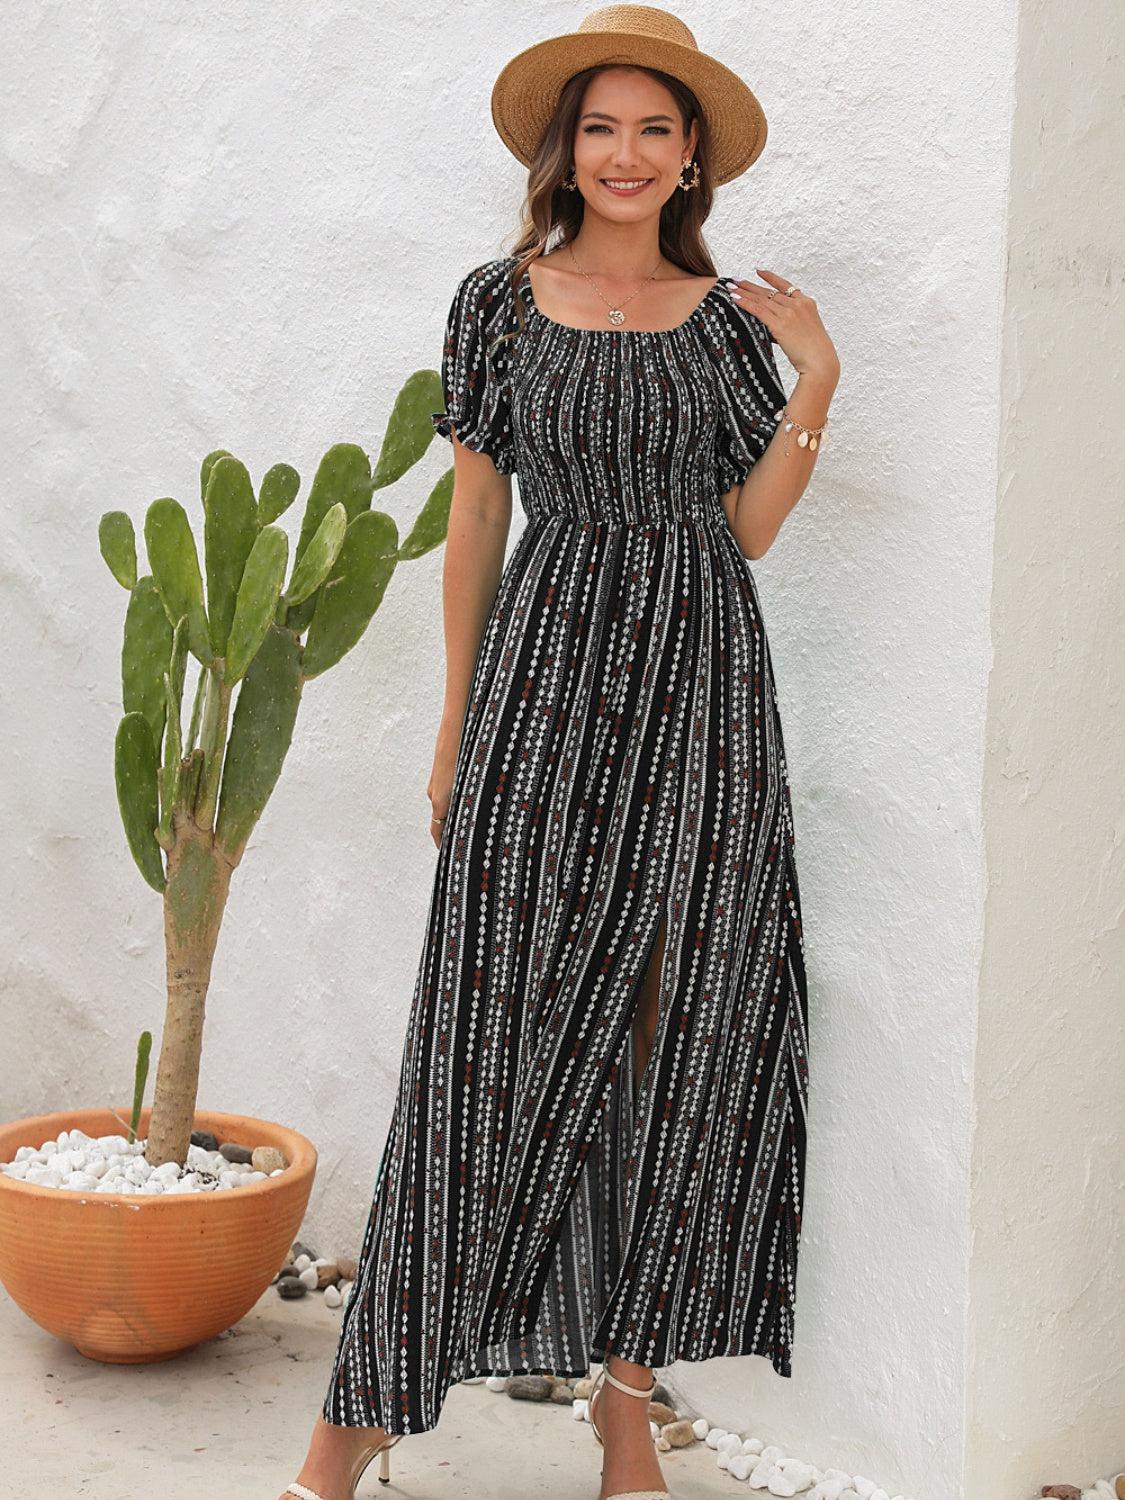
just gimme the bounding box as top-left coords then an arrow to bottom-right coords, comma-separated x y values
1,1282 -> 735,1500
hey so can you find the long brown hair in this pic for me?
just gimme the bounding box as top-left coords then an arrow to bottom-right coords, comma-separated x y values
500,64 -> 718,339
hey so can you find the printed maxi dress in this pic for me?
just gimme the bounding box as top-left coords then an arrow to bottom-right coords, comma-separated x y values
322,254 -> 810,1435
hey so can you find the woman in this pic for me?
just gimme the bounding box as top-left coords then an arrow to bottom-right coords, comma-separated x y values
281,7 -> 839,1499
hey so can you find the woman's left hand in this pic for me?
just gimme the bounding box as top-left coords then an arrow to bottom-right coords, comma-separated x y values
727,269 -> 840,384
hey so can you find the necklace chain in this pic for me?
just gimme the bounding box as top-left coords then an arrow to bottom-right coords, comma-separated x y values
566,244 -> 666,326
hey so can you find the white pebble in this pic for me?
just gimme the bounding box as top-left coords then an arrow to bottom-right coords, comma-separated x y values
64,1171 -> 100,1190
720,1432 -> 744,1456
729,1454 -> 755,1481
294,1253 -> 312,1271
485,1375 -> 508,1392
705,1427 -> 729,1449
298,1266 -> 319,1289
324,1284 -> 342,1308
742,1437 -> 766,1455
810,1480 -> 850,1500
870,1490 -> 890,1500
26,1168 -> 63,1188
2,1160 -> 29,1179
571,1397 -> 588,1419
692,1417 -> 709,1440
777,1458 -> 816,1484
854,1482 -> 877,1500
768,1474 -> 801,1497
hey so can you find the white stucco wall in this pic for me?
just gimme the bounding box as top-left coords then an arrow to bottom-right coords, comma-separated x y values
5,4 -> 1114,1499
968,0 -> 1125,1492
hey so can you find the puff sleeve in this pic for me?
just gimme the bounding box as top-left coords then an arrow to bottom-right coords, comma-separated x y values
430,261 -> 518,475
707,298 -> 788,492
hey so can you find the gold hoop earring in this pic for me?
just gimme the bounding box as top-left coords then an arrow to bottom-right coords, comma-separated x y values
678,158 -> 700,191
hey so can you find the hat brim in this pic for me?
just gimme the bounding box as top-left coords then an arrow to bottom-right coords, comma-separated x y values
490,30 -> 768,187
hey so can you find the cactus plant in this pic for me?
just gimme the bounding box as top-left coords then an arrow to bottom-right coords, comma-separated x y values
100,369 -> 455,1167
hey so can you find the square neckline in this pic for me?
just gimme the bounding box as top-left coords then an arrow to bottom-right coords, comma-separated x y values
516,259 -> 723,336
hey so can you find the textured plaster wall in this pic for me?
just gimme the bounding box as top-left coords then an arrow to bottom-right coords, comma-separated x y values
967,0 -> 1125,1491
0,3 -> 1065,1498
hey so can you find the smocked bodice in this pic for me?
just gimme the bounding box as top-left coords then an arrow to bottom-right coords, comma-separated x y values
431,256 -> 787,531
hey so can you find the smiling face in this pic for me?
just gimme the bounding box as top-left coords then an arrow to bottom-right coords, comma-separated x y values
571,66 -> 698,218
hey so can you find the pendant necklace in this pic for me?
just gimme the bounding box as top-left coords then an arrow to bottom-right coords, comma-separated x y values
567,244 -> 665,325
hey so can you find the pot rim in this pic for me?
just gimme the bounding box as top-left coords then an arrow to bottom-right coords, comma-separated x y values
0,1105 -> 317,1208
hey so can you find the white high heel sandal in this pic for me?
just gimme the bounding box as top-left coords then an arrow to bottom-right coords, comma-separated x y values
284,1431 -> 401,1498
587,1362 -> 672,1500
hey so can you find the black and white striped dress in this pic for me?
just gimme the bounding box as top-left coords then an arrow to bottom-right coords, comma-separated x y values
322,254 -> 810,1434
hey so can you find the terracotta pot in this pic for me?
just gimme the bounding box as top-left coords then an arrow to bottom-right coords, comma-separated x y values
0,1106 -> 317,1364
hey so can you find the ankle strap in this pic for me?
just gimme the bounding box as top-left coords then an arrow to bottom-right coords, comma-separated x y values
600,1364 -> 657,1397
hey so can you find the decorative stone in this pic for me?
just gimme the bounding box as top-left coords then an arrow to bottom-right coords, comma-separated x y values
655,1435 -> 671,1452
662,1420 -> 696,1449
251,1146 -> 287,1174
293,1254 -> 312,1272
219,1142 -> 253,1164
705,1427 -> 729,1449
506,1374 -> 554,1402
315,1261 -> 341,1289
484,1376 -> 508,1392
573,1377 -> 595,1399
550,1385 -> 575,1405
651,1381 -> 674,1406
649,1400 -> 676,1425
323,1284 -> 342,1309
729,1454 -> 755,1481
692,1418 -> 709,1440
298,1266 -> 319,1290
854,1480 -> 877,1499
291,1240 -> 318,1261
336,1255 -> 358,1281
64,1171 -> 100,1190
190,1130 -> 219,1152
277,1276 -> 307,1299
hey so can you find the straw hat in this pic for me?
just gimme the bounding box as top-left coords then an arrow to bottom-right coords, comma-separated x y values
490,4 -> 769,187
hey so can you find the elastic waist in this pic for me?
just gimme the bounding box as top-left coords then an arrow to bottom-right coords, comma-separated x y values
527,512 -> 727,533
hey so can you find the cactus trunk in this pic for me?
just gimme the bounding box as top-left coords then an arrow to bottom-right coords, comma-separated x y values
146,829 -> 235,1166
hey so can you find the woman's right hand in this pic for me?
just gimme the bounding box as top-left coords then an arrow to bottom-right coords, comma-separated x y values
426,712 -> 464,848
